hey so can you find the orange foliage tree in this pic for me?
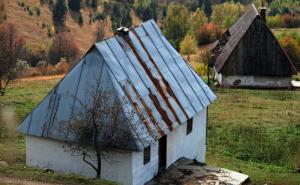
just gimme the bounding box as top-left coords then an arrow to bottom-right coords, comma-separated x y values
194,23 -> 221,46
280,35 -> 300,71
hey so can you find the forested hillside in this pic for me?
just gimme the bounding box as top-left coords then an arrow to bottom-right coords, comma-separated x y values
0,0 -> 299,86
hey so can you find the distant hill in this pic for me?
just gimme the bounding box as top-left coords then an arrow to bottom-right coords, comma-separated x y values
3,0 -> 108,53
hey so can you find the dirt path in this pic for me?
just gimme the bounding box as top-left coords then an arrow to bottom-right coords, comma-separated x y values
0,177 -> 62,185
18,75 -> 65,82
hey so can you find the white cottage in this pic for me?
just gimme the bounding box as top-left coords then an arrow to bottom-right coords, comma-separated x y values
18,20 -> 216,185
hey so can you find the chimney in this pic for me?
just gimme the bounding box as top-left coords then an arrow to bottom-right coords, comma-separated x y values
260,7 -> 267,22
116,27 -> 129,36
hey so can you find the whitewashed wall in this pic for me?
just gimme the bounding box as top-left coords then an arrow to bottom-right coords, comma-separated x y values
166,108 -> 207,167
221,75 -> 291,88
26,136 -> 133,185
130,108 -> 207,184
26,108 -> 208,185
131,141 -> 159,185
214,68 -> 291,88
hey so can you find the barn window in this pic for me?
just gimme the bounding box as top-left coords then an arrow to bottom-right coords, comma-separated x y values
186,118 -> 193,135
143,146 -> 151,165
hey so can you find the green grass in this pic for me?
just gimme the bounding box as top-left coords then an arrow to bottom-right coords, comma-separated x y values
207,88 -> 300,185
1,78 -> 300,184
0,163 -> 117,185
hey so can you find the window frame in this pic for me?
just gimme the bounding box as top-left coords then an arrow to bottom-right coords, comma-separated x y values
186,118 -> 193,135
143,146 -> 151,165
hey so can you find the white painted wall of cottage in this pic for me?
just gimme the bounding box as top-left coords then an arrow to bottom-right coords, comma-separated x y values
214,68 -> 291,88
26,109 -> 207,185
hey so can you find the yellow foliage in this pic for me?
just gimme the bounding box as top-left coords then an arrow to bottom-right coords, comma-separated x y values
179,34 -> 197,58
190,8 -> 208,31
211,2 -> 245,30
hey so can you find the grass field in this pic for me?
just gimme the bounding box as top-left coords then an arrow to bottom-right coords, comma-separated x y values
0,77 -> 299,184
207,88 -> 300,185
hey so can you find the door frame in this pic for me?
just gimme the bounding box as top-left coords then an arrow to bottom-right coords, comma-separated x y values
158,135 -> 167,171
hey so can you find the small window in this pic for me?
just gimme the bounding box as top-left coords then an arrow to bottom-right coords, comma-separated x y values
187,118 -> 193,135
143,146 -> 151,165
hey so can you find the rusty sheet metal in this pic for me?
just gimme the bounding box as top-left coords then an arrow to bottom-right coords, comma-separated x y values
96,20 -> 215,142
18,20 -> 216,150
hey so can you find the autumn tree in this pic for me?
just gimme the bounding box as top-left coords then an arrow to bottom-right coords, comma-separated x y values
52,0 -> 67,26
0,23 -> 26,96
180,34 -> 197,61
211,2 -> 244,30
199,49 -> 212,85
194,22 -> 220,46
163,3 -> 190,49
48,32 -> 80,65
190,8 -> 208,31
279,35 -> 300,71
68,0 -> 81,12
60,88 -> 142,178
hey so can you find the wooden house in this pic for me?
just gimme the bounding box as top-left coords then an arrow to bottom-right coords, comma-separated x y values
211,4 -> 297,89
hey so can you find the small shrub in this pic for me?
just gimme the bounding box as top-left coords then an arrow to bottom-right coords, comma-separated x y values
54,58 -> 70,74
21,67 -> 42,77
36,60 -> 48,68
28,9 -> 33,16
283,14 -> 300,28
36,7 -> 40,16
78,13 -> 83,26
179,34 -> 197,61
16,60 -> 29,70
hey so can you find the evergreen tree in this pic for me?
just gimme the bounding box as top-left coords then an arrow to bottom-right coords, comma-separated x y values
121,5 -> 132,28
52,0 -> 67,25
68,0 -> 81,12
36,7 -> 41,16
111,3 -> 121,29
134,0 -> 157,21
202,0 -> 212,17
91,0 -> 98,9
78,13 -> 83,26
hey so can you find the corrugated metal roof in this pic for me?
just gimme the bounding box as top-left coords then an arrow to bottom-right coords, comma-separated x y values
18,20 -> 216,151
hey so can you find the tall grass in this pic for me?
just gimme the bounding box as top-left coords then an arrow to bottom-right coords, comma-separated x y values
208,88 -> 300,169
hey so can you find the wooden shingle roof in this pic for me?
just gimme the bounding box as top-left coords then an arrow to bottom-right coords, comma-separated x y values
214,4 -> 259,72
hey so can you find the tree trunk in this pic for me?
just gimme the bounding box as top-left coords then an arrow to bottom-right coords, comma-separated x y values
207,64 -> 210,85
96,150 -> 101,178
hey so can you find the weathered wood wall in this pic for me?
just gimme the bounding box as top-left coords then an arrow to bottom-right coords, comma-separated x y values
221,17 -> 294,76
